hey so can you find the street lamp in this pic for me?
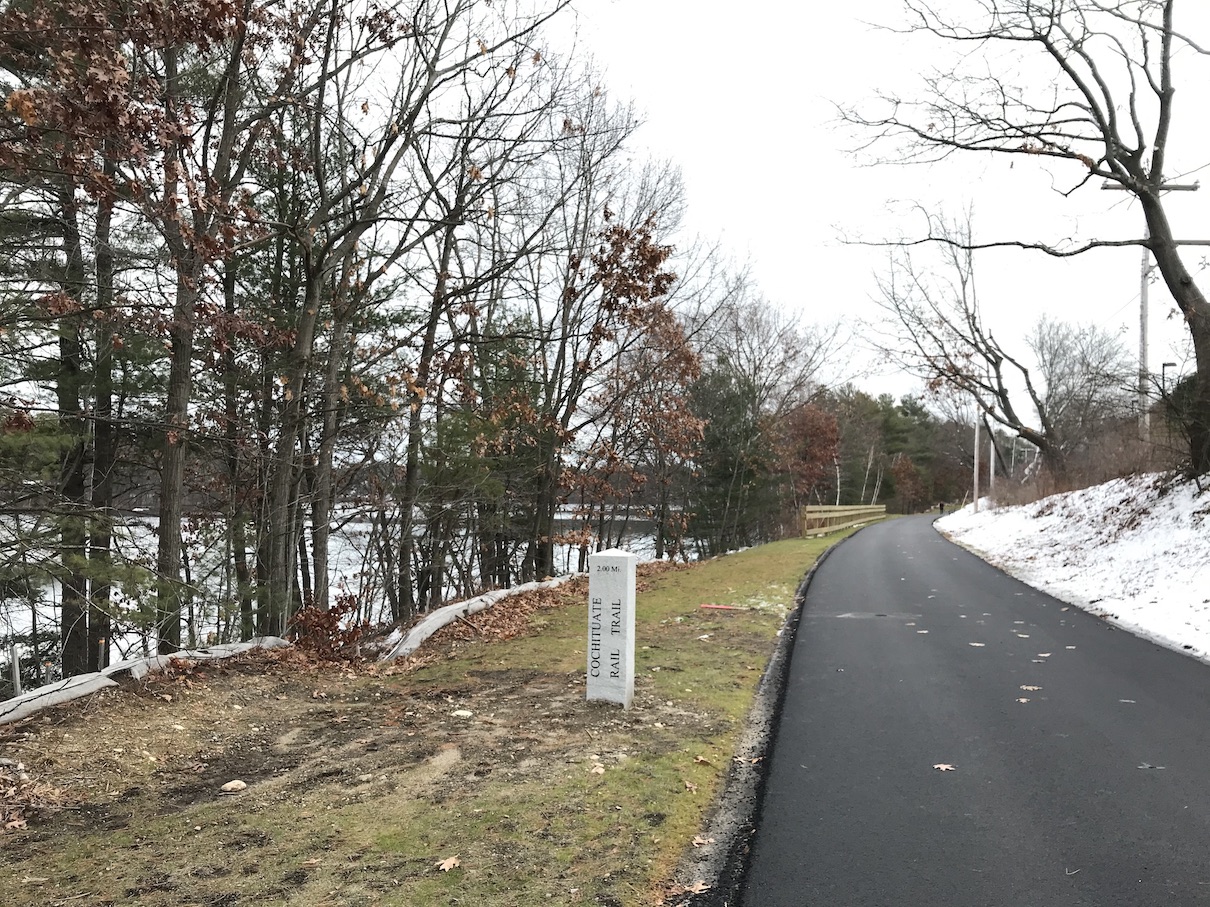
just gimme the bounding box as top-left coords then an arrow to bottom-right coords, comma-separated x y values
1162,362 -> 1178,396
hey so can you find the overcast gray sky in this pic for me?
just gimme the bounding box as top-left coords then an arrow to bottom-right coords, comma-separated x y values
568,0 -> 1210,398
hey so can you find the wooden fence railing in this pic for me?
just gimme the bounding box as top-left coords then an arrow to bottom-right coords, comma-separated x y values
799,504 -> 887,536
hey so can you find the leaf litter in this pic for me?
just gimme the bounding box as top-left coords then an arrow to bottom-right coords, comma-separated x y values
1,762 -> 72,831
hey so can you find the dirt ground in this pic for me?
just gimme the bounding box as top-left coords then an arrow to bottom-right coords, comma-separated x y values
1,565 -> 740,907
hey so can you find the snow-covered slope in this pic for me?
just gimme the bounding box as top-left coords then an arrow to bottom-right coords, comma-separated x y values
937,474 -> 1210,662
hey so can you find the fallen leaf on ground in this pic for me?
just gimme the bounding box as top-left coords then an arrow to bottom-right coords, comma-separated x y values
685,881 -> 710,893
969,642 -> 985,647
933,763 -> 956,771
693,755 -> 714,766
1016,698 -> 1031,703
684,780 -> 698,792
1037,653 -> 1052,657
1020,685 -> 1042,691
590,763 -> 605,775
2,763 -> 71,831
691,835 -> 715,847
219,780 -> 247,793
300,857 -> 322,867
436,855 -> 461,872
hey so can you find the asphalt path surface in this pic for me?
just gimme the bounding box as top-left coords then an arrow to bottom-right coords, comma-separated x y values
740,516 -> 1210,906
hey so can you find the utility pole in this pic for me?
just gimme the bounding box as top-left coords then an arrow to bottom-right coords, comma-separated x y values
1136,236 -> 1150,440
973,414 -> 981,513
988,432 -> 995,501
1102,180 -> 1199,444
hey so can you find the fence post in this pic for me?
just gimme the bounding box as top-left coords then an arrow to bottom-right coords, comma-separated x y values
9,642 -> 20,697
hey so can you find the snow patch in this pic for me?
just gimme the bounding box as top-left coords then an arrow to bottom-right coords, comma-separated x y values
938,474 -> 1210,661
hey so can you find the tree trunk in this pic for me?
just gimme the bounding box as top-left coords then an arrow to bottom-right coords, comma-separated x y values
254,354 -> 274,636
154,45 -> 196,655
1143,193 -> 1210,473
264,270 -> 324,634
88,178 -> 116,671
400,226 -> 458,617
57,187 -> 90,677
221,260 -> 255,639
155,262 -> 198,654
653,449 -> 668,560
531,442 -> 560,579
310,293 -> 352,612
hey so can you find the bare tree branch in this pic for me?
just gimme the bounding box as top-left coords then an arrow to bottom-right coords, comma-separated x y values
843,0 -> 1210,472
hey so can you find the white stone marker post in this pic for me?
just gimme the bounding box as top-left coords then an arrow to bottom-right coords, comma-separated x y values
586,548 -> 637,709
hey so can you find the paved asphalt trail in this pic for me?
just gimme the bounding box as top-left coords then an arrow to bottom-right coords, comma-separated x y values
739,516 -> 1210,906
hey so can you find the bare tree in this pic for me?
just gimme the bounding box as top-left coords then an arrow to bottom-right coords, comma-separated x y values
873,212 -> 1131,475
845,0 -> 1210,473
693,289 -> 841,420
1027,314 -> 1134,458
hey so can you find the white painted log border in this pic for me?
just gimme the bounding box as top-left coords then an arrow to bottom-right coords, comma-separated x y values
2,573 -> 588,722
380,576 -> 581,663
0,636 -> 290,726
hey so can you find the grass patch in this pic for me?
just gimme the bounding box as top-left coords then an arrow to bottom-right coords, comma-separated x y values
1,531 -> 859,907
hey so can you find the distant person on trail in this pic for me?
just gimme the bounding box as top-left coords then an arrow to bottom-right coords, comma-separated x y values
938,501 -> 946,515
